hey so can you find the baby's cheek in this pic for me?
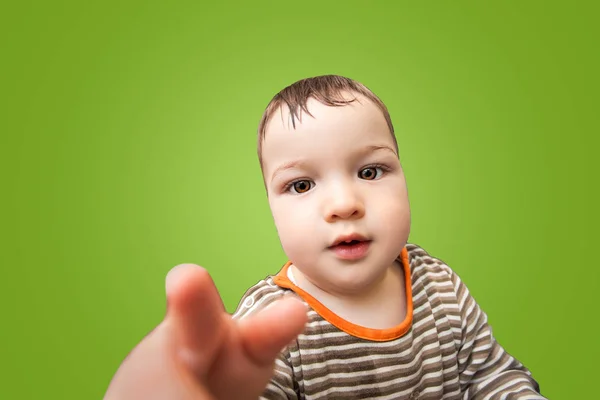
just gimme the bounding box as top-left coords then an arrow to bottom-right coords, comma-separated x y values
378,199 -> 411,240
275,215 -> 315,258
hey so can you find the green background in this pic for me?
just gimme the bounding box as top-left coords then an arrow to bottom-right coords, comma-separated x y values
2,1 -> 598,398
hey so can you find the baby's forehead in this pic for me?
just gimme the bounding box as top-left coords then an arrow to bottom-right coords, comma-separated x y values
262,98 -> 396,161
266,94 -> 375,134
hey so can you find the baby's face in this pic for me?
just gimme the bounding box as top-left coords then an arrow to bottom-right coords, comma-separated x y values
261,94 -> 411,295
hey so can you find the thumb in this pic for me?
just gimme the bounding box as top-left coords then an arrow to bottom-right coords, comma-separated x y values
165,264 -> 227,377
237,297 -> 308,366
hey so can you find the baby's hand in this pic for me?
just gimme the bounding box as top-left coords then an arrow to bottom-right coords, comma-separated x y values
104,264 -> 307,400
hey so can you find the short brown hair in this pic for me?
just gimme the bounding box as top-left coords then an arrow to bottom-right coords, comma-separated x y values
257,75 -> 397,167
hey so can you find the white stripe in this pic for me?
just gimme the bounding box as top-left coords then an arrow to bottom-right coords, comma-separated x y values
483,376 -> 534,399
502,395 -> 545,400
476,347 -> 506,374
412,312 -> 435,330
414,288 -> 457,306
456,279 -> 469,310
413,298 -> 443,316
411,269 -> 450,288
298,331 -> 349,340
499,385 -> 539,400
462,357 -> 515,386
262,381 -> 296,398
274,358 -> 289,370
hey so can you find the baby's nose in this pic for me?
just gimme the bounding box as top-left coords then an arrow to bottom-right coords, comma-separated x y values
324,188 -> 365,222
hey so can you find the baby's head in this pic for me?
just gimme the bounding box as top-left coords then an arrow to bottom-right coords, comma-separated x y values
257,75 -> 411,295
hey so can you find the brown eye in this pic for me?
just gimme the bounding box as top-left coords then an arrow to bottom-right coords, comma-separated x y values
292,180 -> 312,193
359,167 -> 381,180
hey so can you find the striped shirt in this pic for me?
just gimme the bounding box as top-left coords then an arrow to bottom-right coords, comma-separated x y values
232,244 -> 544,399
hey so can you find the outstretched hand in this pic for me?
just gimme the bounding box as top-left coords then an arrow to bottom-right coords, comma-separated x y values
104,264 -> 307,400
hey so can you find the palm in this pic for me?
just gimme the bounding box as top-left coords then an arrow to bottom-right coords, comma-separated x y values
105,264 -> 307,400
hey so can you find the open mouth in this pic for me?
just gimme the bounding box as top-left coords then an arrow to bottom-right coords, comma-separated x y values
329,235 -> 371,260
330,234 -> 369,248
335,240 -> 364,246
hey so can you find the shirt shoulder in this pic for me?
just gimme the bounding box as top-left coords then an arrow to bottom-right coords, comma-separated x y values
406,243 -> 455,277
231,275 -> 296,320
405,243 -> 463,309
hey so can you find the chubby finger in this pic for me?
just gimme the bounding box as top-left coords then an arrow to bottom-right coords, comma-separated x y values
165,264 -> 227,377
237,297 -> 308,366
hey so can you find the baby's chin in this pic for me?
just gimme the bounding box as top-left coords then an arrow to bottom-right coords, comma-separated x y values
330,271 -> 388,294
302,264 -> 392,296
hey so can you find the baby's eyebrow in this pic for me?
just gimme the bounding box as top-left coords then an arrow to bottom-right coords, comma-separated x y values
271,160 -> 306,183
364,144 -> 398,157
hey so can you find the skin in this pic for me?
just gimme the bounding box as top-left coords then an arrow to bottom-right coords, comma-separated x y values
104,264 -> 307,399
262,94 -> 412,328
104,91 -> 411,398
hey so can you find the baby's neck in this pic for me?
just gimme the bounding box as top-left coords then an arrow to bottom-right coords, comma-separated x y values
291,262 -> 407,330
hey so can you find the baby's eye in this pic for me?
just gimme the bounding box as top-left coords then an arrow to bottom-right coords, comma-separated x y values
290,180 -> 314,194
359,167 -> 383,180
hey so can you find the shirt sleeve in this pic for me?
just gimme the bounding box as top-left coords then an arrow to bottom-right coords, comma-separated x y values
450,270 -> 546,399
259,350 -> 299,399
231,279 -> 299,399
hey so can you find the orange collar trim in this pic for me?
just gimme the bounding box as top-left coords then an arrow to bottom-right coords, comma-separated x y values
273,247 -> 413,342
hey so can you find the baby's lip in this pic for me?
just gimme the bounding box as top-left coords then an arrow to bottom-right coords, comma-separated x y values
329,233 -> 370,247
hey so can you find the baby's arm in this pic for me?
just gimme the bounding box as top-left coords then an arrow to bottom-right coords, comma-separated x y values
259,351 -> 298,399
104,264 -> 307,400
232,284 -> 301,399
450,270 -> 546,399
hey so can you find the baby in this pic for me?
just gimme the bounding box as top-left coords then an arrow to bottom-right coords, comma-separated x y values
232,75 -> 543,399
105,75 -> 545,399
